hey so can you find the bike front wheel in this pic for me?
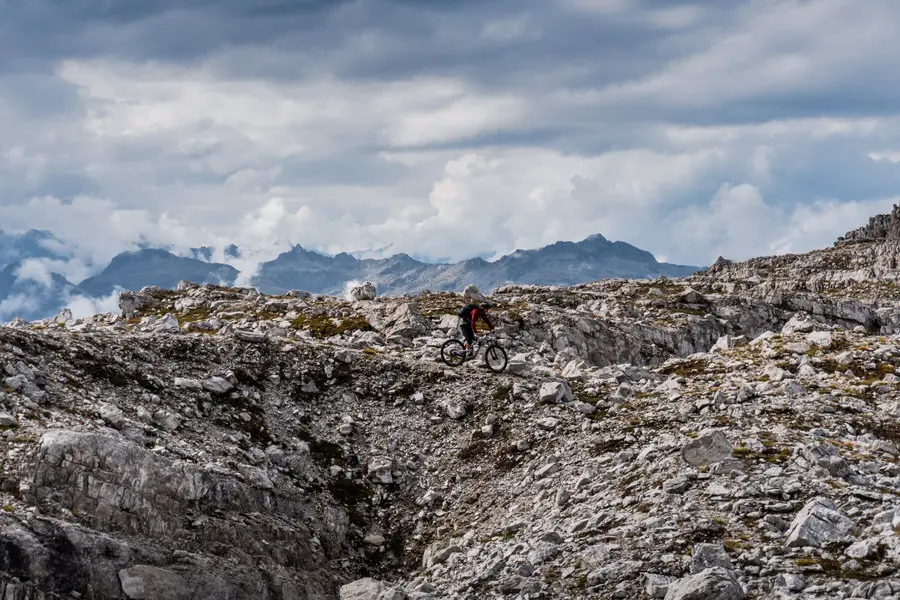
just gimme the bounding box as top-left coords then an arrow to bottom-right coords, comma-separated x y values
483,343 -> 508,372
440,339 -> 467,367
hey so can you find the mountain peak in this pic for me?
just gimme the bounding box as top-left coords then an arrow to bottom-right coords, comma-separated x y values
582,233 -> 608,243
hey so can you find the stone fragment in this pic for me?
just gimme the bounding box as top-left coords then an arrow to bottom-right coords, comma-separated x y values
368,457 -> 394,484
536,417 -> 558,431
845,538 -> 878,559
153,411 -> 181,431
538,381 -> 573,404
690,543 -> 732,574
678,289 -> 708,304
645,574 -> 672,599
440,398 -> 467,420
712,335 -> 748,353
173,377 -> 203,390
806,331 -> 833,348
774,573 -> 805,592
99,404 -> 125,428
681,430 -> 732,467
155,314 -> 180,333
202,376 -> 234,395
663,476 -> 690,494
423,544 -> 461,568
119,565 -> 191,600
463,284 -> 486,302
663,567 -> 745,600
340,578 -> 385,600
234,329 -> 266,343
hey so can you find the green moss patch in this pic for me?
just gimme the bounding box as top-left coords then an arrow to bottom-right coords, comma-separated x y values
291,313 -> 372,339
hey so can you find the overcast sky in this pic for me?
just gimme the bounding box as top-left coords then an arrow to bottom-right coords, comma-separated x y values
2,0 -> 900,274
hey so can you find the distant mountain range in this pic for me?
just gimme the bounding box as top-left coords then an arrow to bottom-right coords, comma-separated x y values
251,233 -> 700,296
0,229 -> 701,321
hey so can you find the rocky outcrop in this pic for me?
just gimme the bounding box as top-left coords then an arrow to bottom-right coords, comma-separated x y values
837,203 -> 900,244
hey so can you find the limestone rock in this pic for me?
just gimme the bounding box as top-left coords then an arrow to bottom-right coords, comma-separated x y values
440,398 -> 467,420
785,497 -> 854,548
340,578 -> 382,600
681,430 -> 732,467
234,329 -> 267,343
463,285 -> 486,302
119,565 -> 191,600
664,567 -> 745,600
538,381 -> 574,404
350,282 -> 377,302
368,457 -> 394,484
690,543 -> 732,574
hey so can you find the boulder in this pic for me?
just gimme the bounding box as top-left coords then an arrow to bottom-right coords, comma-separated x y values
119,565 -> 191,600
234,329 -> 266,343
202,376 -> 234,395
690,543 -> 732,574
339,578 -> 382,600
785,497 -> 854,548
645,574 -> 672,599
539,381 -> 574,404
681,430 -> 732,467
677,289 -> 708,305
664,567 -> 745,600
367,303 -> 429,339
440,398 -> 467,420
119,292 -> 159,319
350,282 -> 377,302
463,284 -> 486,302
711,335 -> 748,353
367,457 -> 394,484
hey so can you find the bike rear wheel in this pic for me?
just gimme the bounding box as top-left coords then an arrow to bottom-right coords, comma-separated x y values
483,343 -> 508,372
440,339 -> 467,367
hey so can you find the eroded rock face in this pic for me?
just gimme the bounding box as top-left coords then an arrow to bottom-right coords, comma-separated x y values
837,203 -> 900,244
27,429 -> 343,598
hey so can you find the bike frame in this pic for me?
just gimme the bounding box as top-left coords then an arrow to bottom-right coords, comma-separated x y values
455,325 -> 499,358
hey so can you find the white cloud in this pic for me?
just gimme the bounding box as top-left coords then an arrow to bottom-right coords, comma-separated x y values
64,290 -> 121,319
14,258 -> 56,287
480,13 -> 538,42
0,295 -> 31,322
669,183 -> 899,261
870,151 -> 900,164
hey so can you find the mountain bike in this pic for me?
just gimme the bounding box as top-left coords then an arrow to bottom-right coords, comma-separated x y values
440,329 -> 508,372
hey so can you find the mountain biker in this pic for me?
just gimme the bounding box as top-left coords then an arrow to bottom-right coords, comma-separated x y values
457,302 -> 495,357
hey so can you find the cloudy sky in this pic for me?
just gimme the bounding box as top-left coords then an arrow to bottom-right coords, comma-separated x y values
2,0 -> 900,275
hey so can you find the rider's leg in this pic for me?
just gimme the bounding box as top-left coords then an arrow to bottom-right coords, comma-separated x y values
461,322 -> 475,356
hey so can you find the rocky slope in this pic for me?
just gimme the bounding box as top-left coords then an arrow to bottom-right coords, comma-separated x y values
0,220 -> 898,599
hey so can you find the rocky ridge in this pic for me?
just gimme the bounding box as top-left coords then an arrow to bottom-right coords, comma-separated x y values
0,228 -> 897,599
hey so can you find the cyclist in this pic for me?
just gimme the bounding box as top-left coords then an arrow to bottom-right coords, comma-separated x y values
457,302 -> 495,357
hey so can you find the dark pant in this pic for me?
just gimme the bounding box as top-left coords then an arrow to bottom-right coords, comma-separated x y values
460,322 -> 475,344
